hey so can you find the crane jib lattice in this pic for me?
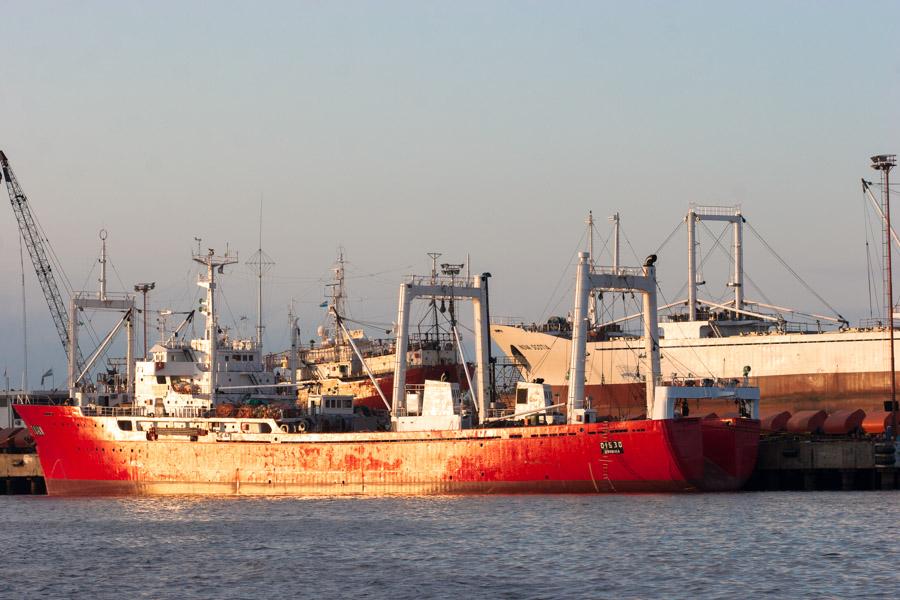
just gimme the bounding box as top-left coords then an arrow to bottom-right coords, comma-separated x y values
1,151 -> 86,373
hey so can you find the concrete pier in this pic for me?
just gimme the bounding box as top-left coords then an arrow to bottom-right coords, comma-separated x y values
0,452 -> 45,495
745,436 -> 898,491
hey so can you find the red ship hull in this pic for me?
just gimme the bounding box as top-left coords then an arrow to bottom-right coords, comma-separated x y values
17,405 -> 758,496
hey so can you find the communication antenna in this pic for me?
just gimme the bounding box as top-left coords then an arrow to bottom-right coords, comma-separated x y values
427,252 -> 442,337
245,203 -> 274,346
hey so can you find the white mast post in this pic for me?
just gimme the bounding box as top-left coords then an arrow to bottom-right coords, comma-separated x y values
686,207 -> 697,321
18,235 -> 28,394
610,212 -> 620,274
472,274 -> 491,419
99,229 -> 108,301
567,252 -> 590,422
67,300 -> 78,396
586,212 -> 596,327
126,308 -> 134,396
642,259 -> 661,417
194,248 -> 237,406
732,209 -> 744,313
391,282 -> 412,416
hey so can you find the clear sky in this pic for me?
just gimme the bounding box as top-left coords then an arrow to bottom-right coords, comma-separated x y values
1,1 -> 899,388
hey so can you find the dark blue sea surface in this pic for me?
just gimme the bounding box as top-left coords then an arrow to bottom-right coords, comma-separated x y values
1,492 -> 897,599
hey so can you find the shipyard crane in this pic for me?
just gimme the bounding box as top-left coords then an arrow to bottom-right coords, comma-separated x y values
1,150 -> 86,375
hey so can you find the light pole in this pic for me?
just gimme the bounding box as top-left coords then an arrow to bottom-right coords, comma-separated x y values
871,154 -> 897,439
134,282 -> 156,359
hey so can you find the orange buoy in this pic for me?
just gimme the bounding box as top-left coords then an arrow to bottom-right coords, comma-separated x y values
822,409 -> 866,435
861,411 -> 895,435
786,410 -> 827,434
761,411 -> 791,433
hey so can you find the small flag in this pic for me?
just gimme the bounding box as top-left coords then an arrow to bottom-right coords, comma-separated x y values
319,301 -> 328,308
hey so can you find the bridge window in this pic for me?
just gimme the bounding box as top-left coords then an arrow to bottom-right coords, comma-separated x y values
516,388 -> 528,404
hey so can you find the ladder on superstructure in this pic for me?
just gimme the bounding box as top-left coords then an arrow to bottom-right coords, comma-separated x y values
0,150 -> 86,374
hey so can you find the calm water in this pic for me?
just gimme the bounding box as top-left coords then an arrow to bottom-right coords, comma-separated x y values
1,492 -> 897,599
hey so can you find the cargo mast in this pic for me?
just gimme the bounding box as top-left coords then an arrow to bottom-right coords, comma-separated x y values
569,252 -> 659,423
392,272 -> 491,423
686,205 -> 744,320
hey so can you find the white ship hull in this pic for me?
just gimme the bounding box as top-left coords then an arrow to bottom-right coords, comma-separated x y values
492,325 -> 897,416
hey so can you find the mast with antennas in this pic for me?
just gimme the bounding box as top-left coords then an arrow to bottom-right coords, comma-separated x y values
246,205 -> 274,347
586,212 -> 597,327
325,250 -> 348,345
427,252 -> 442,339
194,248 -> 238,406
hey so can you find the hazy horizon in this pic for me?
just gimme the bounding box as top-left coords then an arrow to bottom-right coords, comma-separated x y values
2,2 -> 899,388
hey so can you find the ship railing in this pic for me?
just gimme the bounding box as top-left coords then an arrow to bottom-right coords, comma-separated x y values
514,320 -> 573,334
777,322 -> 817,334
10,395 -> 70,406
80,405 -> 211,418
163,406 -> 211,418
483,407 -> 515,420
490,316 -> 526,327
857,318 -> 888,330
689,203 -> 741,217
592,265 -> 645,277
408,332 -> 455,343
664,375 -> 751,388
361,346 -> 395,358
72,290 -> 134,301
82,405 -> 151,417
405,274 -> 479,289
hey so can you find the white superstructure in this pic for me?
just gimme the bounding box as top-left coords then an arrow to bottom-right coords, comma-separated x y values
132,248 -> 277,414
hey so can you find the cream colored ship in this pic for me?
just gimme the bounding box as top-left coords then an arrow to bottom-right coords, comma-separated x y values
492,206 -> 897,416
